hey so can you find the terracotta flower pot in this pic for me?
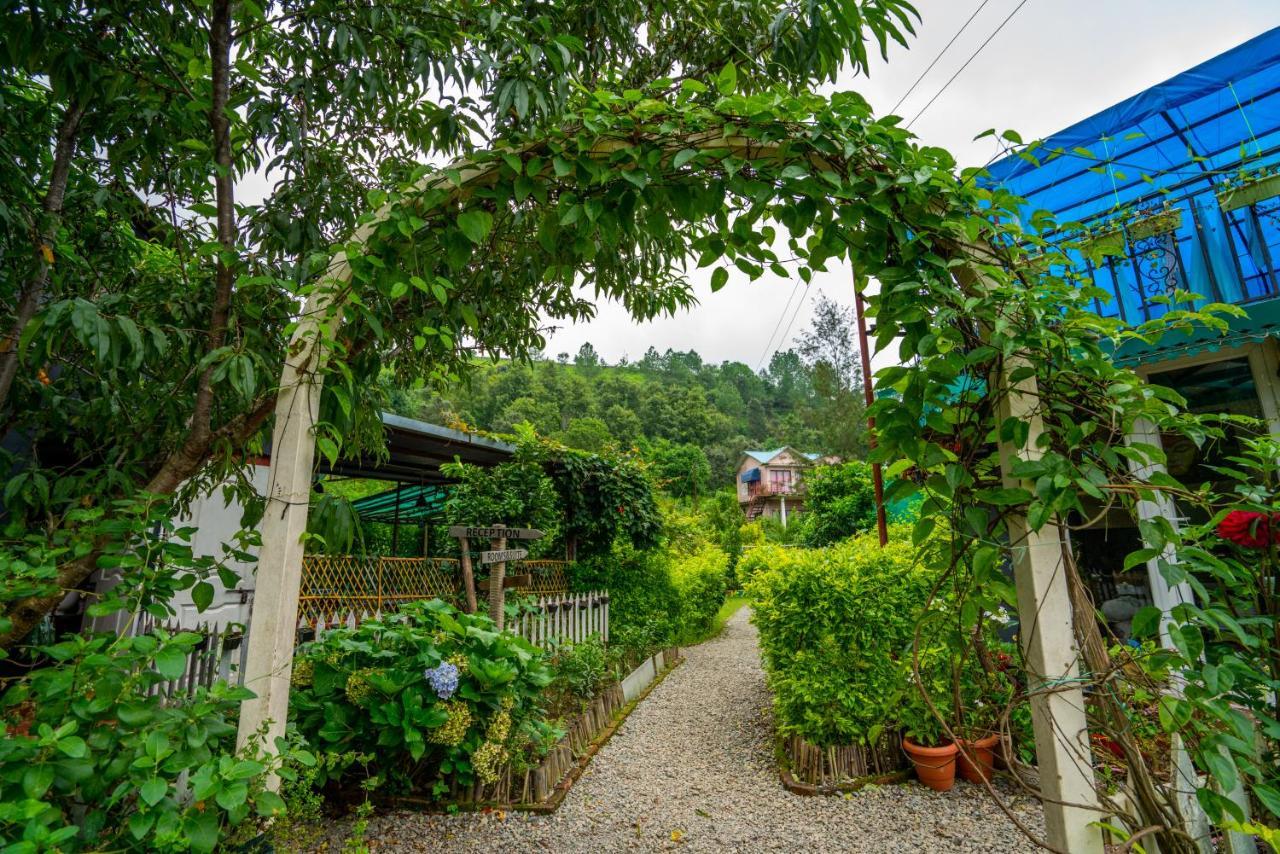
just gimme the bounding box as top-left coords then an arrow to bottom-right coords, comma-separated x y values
903,738 -> 958,792
956,734 -> 1000,783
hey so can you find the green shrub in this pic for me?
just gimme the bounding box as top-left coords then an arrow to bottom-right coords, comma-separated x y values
546,636 -> 613,714
735,542 -> 800,589
670,545 -> 728,641
800,461 -> 878,546
747,531 -> 942,747
289,599 -> 557,796
0,630 -> 288,853
572,541 -> 682,658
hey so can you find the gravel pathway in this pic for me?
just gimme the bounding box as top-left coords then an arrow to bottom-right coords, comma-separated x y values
320,607 -> 1044,852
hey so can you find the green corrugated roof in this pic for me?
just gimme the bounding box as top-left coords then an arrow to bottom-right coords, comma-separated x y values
351,484 -> 449,523
1113,297 -> 1280,366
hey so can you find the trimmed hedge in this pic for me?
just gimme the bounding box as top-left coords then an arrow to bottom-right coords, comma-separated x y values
746,531 -> 941,747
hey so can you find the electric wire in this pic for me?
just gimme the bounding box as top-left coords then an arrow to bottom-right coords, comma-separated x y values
754,277 -> 803,371
889,0 -> 994,117
906,0 -> 1034,129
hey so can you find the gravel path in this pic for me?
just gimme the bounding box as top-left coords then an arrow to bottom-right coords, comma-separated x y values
321,607 -> 1044,852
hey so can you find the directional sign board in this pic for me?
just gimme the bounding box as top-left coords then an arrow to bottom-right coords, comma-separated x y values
481,548 -> 528,564
447,526 -> 544,540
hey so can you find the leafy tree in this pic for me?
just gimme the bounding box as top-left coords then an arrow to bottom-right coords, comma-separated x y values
1,0 -> 920,646
643,439 -> 712,499
800,461 -> 877,546
558,416 -> 613,452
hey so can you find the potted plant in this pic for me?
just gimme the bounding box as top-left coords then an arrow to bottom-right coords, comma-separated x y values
954,663 -> 1013,784
899,655 -> 958,792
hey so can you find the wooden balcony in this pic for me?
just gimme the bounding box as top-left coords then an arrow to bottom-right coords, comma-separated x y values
745,480 -> 805,499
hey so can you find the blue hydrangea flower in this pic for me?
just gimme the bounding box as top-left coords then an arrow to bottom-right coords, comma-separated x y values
424,662 -> 460,699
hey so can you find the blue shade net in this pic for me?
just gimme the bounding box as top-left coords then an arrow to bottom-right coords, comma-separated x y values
983,26 -> 1280,354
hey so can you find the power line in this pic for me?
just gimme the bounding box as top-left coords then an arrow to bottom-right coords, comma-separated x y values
755,278 -> 803,371
769,282 -> 813,368
889,0 -> 994,117
906,0 -> 1033,129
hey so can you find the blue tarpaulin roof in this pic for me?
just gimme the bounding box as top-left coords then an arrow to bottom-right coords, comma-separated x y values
986,27 -> 1280,355
987,26 -> 1280,223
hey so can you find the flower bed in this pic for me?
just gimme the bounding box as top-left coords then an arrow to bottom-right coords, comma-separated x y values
290,597 -> 682,812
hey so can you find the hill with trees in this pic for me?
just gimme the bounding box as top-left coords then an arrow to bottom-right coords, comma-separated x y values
387,294 -> 869,491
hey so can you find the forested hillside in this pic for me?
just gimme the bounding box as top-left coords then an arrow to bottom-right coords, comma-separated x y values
385,295 -> 868,488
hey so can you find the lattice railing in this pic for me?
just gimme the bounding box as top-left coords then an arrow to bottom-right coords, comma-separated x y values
298,555 -> 461,627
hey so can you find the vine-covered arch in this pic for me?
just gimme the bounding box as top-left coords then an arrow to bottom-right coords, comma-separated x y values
240,74 -> 1251,852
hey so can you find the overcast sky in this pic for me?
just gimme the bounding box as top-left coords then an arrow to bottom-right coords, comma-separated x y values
539,0 -> 1279,369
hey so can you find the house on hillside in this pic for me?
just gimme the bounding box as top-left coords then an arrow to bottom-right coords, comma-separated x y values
987,27 -> 1280,636
736,448 -> 832,523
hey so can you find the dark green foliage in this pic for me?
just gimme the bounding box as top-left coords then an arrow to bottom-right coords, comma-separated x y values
289,600 -> 557,795
442,441 -> 562,555
401,331 -> 869,489
550,451 -> 662,559
0,629 -> 296,852
546,637 -> 613,714
572,542 -> 681,657
800,461 -> 878,546
642,439 -> 712,499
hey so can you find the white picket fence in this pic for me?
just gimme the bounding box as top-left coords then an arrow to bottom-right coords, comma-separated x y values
126,592 -> 608,692
513,591 -> 609,648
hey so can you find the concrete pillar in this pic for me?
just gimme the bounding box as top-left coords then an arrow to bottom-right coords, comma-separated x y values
997,361 -> 1105,854
780,495 -> 788,528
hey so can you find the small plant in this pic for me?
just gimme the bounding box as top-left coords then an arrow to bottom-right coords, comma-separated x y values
0,628 -> 288,853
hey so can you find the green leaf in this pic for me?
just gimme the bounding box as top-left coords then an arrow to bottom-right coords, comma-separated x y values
155,646 -> 187,680
186,810 -> 221,854
673,148 -> 699,169
1130,606 -> 1162,639
22,765 -> 54,798
57,735 -> 87,758
191,581 -> 214,612
716,62 -> 737,95
256,790 -> 287,817
141,777 -> 168,807
457,210 -> 493,245
710,267 -> 729,292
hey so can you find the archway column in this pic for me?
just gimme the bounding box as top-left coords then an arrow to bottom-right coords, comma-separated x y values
997,359 -> 1105,854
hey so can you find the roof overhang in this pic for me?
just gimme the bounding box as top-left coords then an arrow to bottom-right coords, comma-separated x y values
318,413 -> 514,484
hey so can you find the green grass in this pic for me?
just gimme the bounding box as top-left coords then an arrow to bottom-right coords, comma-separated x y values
675,595 -> 751,647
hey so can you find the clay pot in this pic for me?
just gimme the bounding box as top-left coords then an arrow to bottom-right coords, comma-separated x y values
903,738 -> 958,792
956,734 -> 1000,783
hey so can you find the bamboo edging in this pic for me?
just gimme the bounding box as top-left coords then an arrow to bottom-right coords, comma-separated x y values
775,731 -> 912,796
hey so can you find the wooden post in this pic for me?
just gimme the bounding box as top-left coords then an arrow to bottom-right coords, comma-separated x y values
459,536 -> 478,614
488,533 -> 507,629
998,360 -> 1105,853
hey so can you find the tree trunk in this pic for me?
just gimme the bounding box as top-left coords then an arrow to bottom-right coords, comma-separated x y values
0,98 -> 88,414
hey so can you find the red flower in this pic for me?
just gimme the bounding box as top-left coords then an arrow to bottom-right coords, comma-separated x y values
1217,510 -> 1279,549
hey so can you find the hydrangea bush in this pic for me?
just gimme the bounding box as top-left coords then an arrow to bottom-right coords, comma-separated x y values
289,600 -> 558,797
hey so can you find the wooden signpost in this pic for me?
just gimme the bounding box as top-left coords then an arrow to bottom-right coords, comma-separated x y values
446,525 -> 543,628
481,548 -> 528,563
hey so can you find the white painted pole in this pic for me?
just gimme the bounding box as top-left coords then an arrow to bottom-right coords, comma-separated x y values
235,273 -> 343,760
997,361 -> 1105,853
1125,419 -> 1249,853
